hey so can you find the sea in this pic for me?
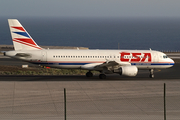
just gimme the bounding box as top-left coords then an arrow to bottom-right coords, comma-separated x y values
1,17 -> 180,51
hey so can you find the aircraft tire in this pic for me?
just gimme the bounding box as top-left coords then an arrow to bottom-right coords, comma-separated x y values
149,69 -> 154,78
86,72 -> 93,77
99,74 -> 106,79
149,74 -> 154,78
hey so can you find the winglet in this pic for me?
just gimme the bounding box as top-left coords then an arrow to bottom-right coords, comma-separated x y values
8,19 -> 42,50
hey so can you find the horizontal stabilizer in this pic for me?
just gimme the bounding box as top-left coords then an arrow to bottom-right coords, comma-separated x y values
15,53 -> 31,57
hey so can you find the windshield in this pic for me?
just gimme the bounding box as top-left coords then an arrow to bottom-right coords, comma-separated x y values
163,55 -> 168,59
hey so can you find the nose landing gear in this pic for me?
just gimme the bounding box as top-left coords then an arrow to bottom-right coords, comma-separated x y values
149,69 -> 154,78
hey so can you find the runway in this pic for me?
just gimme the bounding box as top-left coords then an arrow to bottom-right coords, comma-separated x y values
0,58 -> 180,119
0,78 -> 180,120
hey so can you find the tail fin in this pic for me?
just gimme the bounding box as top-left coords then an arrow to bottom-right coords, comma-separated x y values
8,19 -> 42,50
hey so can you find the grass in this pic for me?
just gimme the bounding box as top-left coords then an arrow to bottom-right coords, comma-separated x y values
0,66 -> 99,75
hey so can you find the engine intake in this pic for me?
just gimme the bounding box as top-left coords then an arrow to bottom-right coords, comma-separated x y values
119,66 -> 138,76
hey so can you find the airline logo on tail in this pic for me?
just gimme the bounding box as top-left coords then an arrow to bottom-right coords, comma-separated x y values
8,19 -> 42,50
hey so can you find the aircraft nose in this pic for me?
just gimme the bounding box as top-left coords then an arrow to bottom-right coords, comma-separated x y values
170,58 -> 175,65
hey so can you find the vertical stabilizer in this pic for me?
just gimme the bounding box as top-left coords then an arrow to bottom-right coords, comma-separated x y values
8,19 -> 42,50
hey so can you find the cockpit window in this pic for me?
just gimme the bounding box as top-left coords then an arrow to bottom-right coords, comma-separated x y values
163,55 -> 168,59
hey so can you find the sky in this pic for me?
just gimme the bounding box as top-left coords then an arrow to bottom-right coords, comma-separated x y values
1,0 -> 180,18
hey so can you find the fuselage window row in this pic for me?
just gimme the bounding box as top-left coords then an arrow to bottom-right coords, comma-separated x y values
53,55 -> 119,58
53,55 -> 150,59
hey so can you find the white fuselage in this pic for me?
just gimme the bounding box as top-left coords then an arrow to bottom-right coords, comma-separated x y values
5,49 -> 174,70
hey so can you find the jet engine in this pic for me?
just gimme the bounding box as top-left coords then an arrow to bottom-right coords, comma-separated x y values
118,66 -> 138,76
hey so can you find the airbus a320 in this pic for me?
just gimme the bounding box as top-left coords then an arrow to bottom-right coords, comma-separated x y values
4,19 -> 174,79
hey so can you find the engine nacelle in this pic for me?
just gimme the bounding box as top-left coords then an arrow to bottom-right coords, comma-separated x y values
119,66 -> 138,76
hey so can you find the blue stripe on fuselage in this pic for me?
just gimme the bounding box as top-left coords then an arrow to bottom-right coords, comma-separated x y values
32,62 -> 88,65
131,63 -> 174,66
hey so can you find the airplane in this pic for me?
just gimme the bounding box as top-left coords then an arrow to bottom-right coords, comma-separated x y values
4,19 -> 174,79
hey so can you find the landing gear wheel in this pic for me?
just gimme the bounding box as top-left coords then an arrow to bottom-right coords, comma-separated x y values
149,74 -> 154,78
86,71 -> 93,77
99,74 -> 106,79
149,69 -> 154,78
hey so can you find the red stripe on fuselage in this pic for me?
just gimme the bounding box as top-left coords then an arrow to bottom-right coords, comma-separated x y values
46,61 -> 105,63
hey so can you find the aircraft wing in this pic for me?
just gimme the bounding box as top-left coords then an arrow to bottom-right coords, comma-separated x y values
81,60 -> 131,70
94,60 -> 131,69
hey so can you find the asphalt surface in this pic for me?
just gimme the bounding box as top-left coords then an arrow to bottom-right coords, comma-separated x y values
0,58 -> 180,119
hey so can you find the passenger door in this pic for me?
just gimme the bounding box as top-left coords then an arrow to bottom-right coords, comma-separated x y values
41,51 -> 47,62
153,53 -> 159,62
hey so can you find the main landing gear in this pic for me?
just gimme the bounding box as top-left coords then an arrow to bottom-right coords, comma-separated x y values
149,69 -> 154,78
86,71 -> 106,79
99,74 -> 106,79
86,71 -> 93,77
